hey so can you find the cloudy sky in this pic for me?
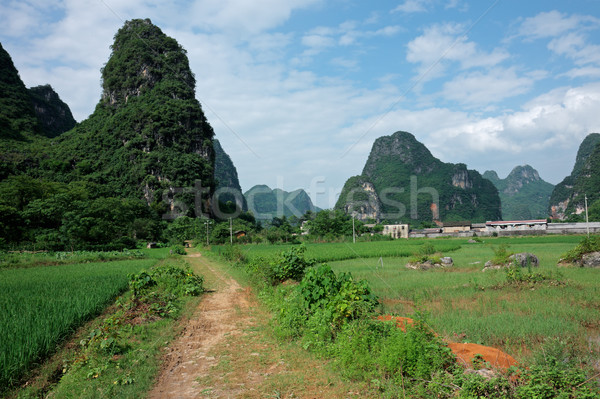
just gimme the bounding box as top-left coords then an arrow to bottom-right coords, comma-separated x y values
2,0 -> 600,208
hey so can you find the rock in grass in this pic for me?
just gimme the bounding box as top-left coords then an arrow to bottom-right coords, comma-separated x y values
579,252 -> 600,268
482,252 -> 539,271
508,253 -> 539,268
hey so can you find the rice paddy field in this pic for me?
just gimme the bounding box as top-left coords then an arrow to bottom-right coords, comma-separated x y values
0,258 -> 156,389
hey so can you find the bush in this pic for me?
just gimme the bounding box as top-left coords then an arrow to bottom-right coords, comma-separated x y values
169,244 -> 186,255
247,245 -> 316,285
272,263 -> 378,343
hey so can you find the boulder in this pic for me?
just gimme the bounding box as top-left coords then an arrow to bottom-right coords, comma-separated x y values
508,253 -> 539,268
482,261 -> 503,271
580,252 -> 600,268
406,257 -> 453,270
441,257 -> 454,265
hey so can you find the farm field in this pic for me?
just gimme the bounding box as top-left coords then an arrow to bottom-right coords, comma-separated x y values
326,235 -> 600,362
0,258 -> 156,389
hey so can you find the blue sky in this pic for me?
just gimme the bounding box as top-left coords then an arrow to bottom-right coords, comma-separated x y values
2,0 -> 600,209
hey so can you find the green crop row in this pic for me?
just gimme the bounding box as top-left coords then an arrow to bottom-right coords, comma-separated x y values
0,259 -> 154,390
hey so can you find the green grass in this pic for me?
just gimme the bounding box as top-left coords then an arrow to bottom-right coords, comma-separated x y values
0,259 -> 155,390
213,238 -> 462,264
326,235 -> 600,360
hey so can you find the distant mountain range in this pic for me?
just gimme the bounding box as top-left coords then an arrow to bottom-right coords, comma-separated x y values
549,133 -> 600,220
483,165 -> 554,221
335,131 -> 501,224
244,185 -> 318,221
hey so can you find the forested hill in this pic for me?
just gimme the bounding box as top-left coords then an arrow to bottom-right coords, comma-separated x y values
549,133 -> 600,220
244,185 -> 318,221
483,165 -> 554,220
214,139 -> 247,212
335,131 -> 501,225
0,19 -> 218,250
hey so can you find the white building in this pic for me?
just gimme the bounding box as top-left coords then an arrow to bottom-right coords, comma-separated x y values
382,224 -> 409,239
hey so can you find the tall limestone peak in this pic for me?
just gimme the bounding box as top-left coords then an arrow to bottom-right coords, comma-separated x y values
101,18 -> 196,106
28,84 -> 76,138
549,133 -> 600,220
53,18 -> 214,207
363,131 -> 441,178
337,130 -> 501,224
484,165 -> 554,220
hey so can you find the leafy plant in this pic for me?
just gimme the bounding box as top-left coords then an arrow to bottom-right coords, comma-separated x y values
491,243 -> 513,265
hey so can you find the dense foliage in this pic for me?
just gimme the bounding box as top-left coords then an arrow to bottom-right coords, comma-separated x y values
483,165 -> 554,220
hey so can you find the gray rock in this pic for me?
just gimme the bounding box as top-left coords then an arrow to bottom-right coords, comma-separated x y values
441,257 -> 453,265
508,253 -> 539,268
580,252 -> 600,268
482,260 -> 503,272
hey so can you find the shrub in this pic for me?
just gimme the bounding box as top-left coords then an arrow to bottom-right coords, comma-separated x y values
331,316 -> 455,386
491,243 -> 512,265
273,244 -> 314,283
169,244 -> 186,255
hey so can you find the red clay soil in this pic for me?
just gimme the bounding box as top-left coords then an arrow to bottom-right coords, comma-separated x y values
378,315 -> 518,370
447,342 -> 518,369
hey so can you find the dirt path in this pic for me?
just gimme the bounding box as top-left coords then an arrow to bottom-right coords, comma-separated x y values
149,252 -> 253,398
149,251 -> 372,399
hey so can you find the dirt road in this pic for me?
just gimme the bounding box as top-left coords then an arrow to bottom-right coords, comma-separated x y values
149,252 -> 253,398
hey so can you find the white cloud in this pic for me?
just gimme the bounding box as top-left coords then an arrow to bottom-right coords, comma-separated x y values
517,10 -> 599,40
392,0 -> 430,14
548,33 -> 600,66
441,67 -> 536,106
407,23 -> 508,71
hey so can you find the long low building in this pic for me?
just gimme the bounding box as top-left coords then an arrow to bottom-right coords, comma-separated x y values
485,219 -> 548,232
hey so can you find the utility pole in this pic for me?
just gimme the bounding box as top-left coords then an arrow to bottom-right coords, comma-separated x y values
204,219 -> 211,246
585,194 -> 590,238
352,214 -> 356,244
229,217 -> 233,245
